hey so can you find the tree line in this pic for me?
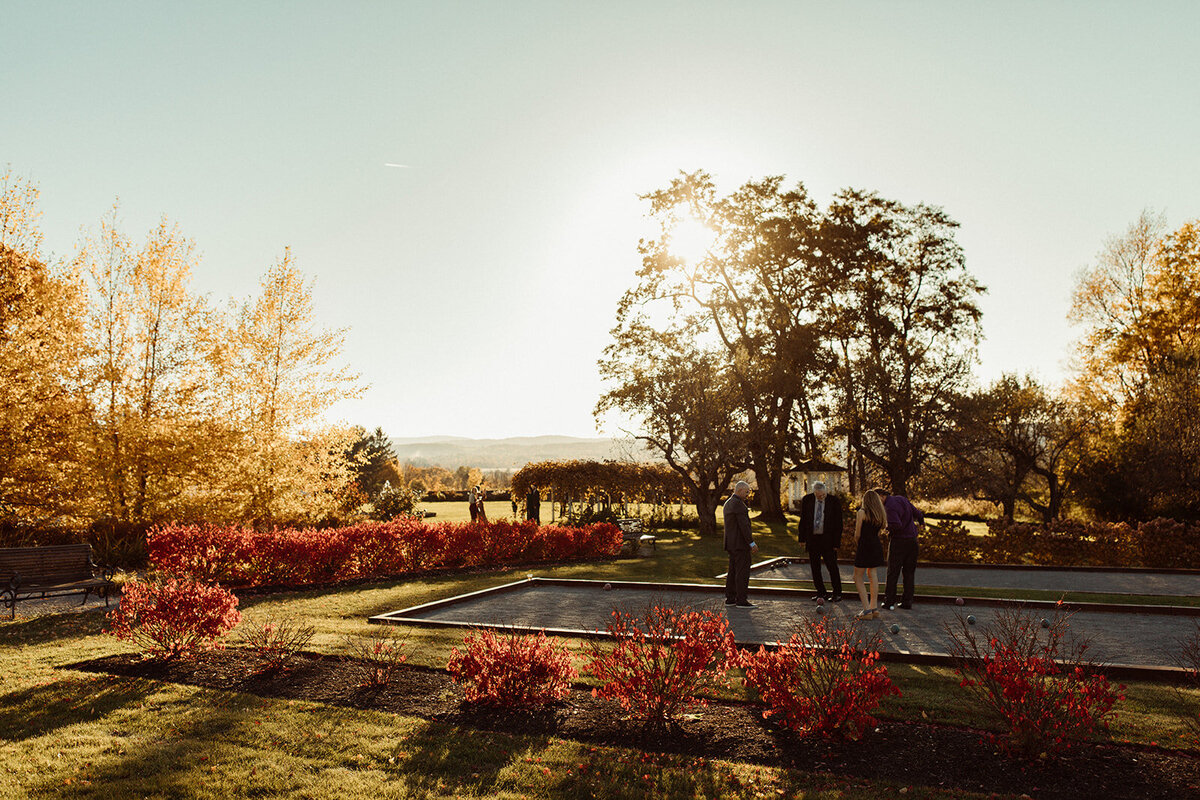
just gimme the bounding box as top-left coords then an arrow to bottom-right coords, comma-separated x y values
597,172 -> 1200,533
1,168 -> 362,531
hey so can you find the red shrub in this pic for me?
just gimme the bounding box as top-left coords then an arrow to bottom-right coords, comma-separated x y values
945,604 -> 1123,758
237,616 -> 316,674
585,605 -> 737,733
148,519 -> 621,587
448,628 -> 576,706
344,629 -> 409,688
740,618 -> 899,740
106,578 -> 242,660
1137,518 -> 1200,569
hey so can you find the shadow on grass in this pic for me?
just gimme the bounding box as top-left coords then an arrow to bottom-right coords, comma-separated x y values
0,605 -> 110,646
0,674 -> 154,742
397,719 -> 551,796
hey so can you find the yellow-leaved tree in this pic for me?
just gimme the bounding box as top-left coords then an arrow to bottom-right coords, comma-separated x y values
0,169 -> 90,524
78,206 -> 223,523
223,249 -> 364,526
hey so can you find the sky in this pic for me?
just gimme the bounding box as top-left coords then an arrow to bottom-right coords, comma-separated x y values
4,1 -> 1199,439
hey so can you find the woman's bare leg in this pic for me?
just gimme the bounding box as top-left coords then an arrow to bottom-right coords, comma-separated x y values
853,567 -> 869,611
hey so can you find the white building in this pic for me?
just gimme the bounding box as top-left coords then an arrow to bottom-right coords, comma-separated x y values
785,459 -> 848,510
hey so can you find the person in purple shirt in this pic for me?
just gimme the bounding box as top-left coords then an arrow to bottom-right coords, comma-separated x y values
879,489 -> 924,610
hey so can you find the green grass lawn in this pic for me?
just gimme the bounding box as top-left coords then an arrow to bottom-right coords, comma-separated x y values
2,514 -> 1197,799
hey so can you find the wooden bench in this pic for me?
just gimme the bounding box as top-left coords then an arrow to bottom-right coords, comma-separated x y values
0,544 -> 115,619
617,518 -> 656,555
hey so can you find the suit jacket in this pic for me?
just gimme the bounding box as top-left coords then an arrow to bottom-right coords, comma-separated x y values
723,495 -> 754,552
797,493 -> 843,551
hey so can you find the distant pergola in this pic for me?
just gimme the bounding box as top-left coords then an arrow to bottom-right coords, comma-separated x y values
785,459 -> 848,510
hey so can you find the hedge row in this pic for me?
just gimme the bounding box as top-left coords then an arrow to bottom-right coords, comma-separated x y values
147,519 -> 624,587
919,517 -> 1200,569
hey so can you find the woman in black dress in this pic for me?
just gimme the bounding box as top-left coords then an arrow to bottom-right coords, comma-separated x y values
852,489 -> 887,620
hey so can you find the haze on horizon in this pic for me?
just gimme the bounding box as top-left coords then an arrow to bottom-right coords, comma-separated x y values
4,1 -> 1198,439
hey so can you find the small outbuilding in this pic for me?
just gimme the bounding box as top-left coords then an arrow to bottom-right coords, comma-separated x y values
785,459 -> 848,510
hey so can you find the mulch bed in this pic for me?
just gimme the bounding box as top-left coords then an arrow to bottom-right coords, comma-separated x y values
71,649 -> 1199,800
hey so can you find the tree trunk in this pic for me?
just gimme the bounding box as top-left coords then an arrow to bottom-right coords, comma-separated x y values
1001,496 -> 1015,520
1043,471 -> 1063,522
694,488 -> 720,538
750,447 -> 786,523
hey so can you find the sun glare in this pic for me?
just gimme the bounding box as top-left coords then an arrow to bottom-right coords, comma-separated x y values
670,216 -> 717,265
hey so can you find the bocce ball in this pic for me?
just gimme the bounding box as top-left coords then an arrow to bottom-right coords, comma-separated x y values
816,596 -> 826,606
1040,618 -> 1050,628
815,605 -> 825,616
966,615 -> 977,625
955,597 -> 964,606
603,583 -> 612,591
890,624 -> 900,634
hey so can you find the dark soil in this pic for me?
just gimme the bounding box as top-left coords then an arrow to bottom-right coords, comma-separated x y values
72,650 -> 1200,800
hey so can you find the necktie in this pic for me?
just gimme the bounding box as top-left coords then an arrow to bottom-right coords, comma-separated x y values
814,500 -> 823,533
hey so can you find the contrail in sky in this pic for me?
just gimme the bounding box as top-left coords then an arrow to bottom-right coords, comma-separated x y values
384,163 -> 411,168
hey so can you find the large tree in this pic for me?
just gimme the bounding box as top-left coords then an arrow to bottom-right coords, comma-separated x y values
821,190 -> 985,497
1070,214 -> 1200,519
939,374 -> 1087,521
225,249 -> 364,526
609,171 -> 829,522
78,208 -> 221,523
0,170 -> 89,522
597,328 -> 749,537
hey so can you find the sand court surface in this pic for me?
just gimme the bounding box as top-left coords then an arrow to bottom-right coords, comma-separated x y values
370,577 -> 1199,680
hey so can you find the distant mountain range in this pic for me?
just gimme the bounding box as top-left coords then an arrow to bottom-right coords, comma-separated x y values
389,435 -> 657,470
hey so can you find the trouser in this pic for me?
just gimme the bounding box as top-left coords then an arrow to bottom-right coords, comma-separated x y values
808,544 -> 842,598
885,537 -> 919,606
725,549 -> 752,604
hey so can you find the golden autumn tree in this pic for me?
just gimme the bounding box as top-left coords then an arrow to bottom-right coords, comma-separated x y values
0,169 -> 90,523
223,249 -> 364,526
1070,212 -> 1200,518
77,207 -> 222,523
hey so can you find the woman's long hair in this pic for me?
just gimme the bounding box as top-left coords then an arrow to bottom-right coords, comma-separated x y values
861,490 -> 887,527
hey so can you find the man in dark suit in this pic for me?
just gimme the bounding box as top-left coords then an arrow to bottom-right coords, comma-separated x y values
797,482 -> 844,601
525,488 -> 541,524
723,481 -> 759,608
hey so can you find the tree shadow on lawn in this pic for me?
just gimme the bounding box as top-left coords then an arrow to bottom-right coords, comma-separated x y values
396,718 -> 552,797
24,698 -> 292,799
0,674 -> 154,742
0,604 -> 110,646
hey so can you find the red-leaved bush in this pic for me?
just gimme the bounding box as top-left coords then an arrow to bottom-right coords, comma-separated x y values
106,578 -> 241,660
147,519 -> 623,587
980,517 -> 1200,569
448,628 -> 577,706
237,616 -> 316,674
946,604 -> 1124,758
585,604 -> 737,733
344,629 -> 409,688
739,618 -> 900,740
1173,621 -> 1200,739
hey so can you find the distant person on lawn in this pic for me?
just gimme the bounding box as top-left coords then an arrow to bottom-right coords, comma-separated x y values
467,486 -> 479,522
723,481 -> 759,609
797,481 -> 844,602
475,485 -> 488,523
526,487 -> 541,524
880,489 -> 924,610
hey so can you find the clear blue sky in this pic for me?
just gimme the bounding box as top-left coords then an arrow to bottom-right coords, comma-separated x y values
5,1 -> 1199,438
